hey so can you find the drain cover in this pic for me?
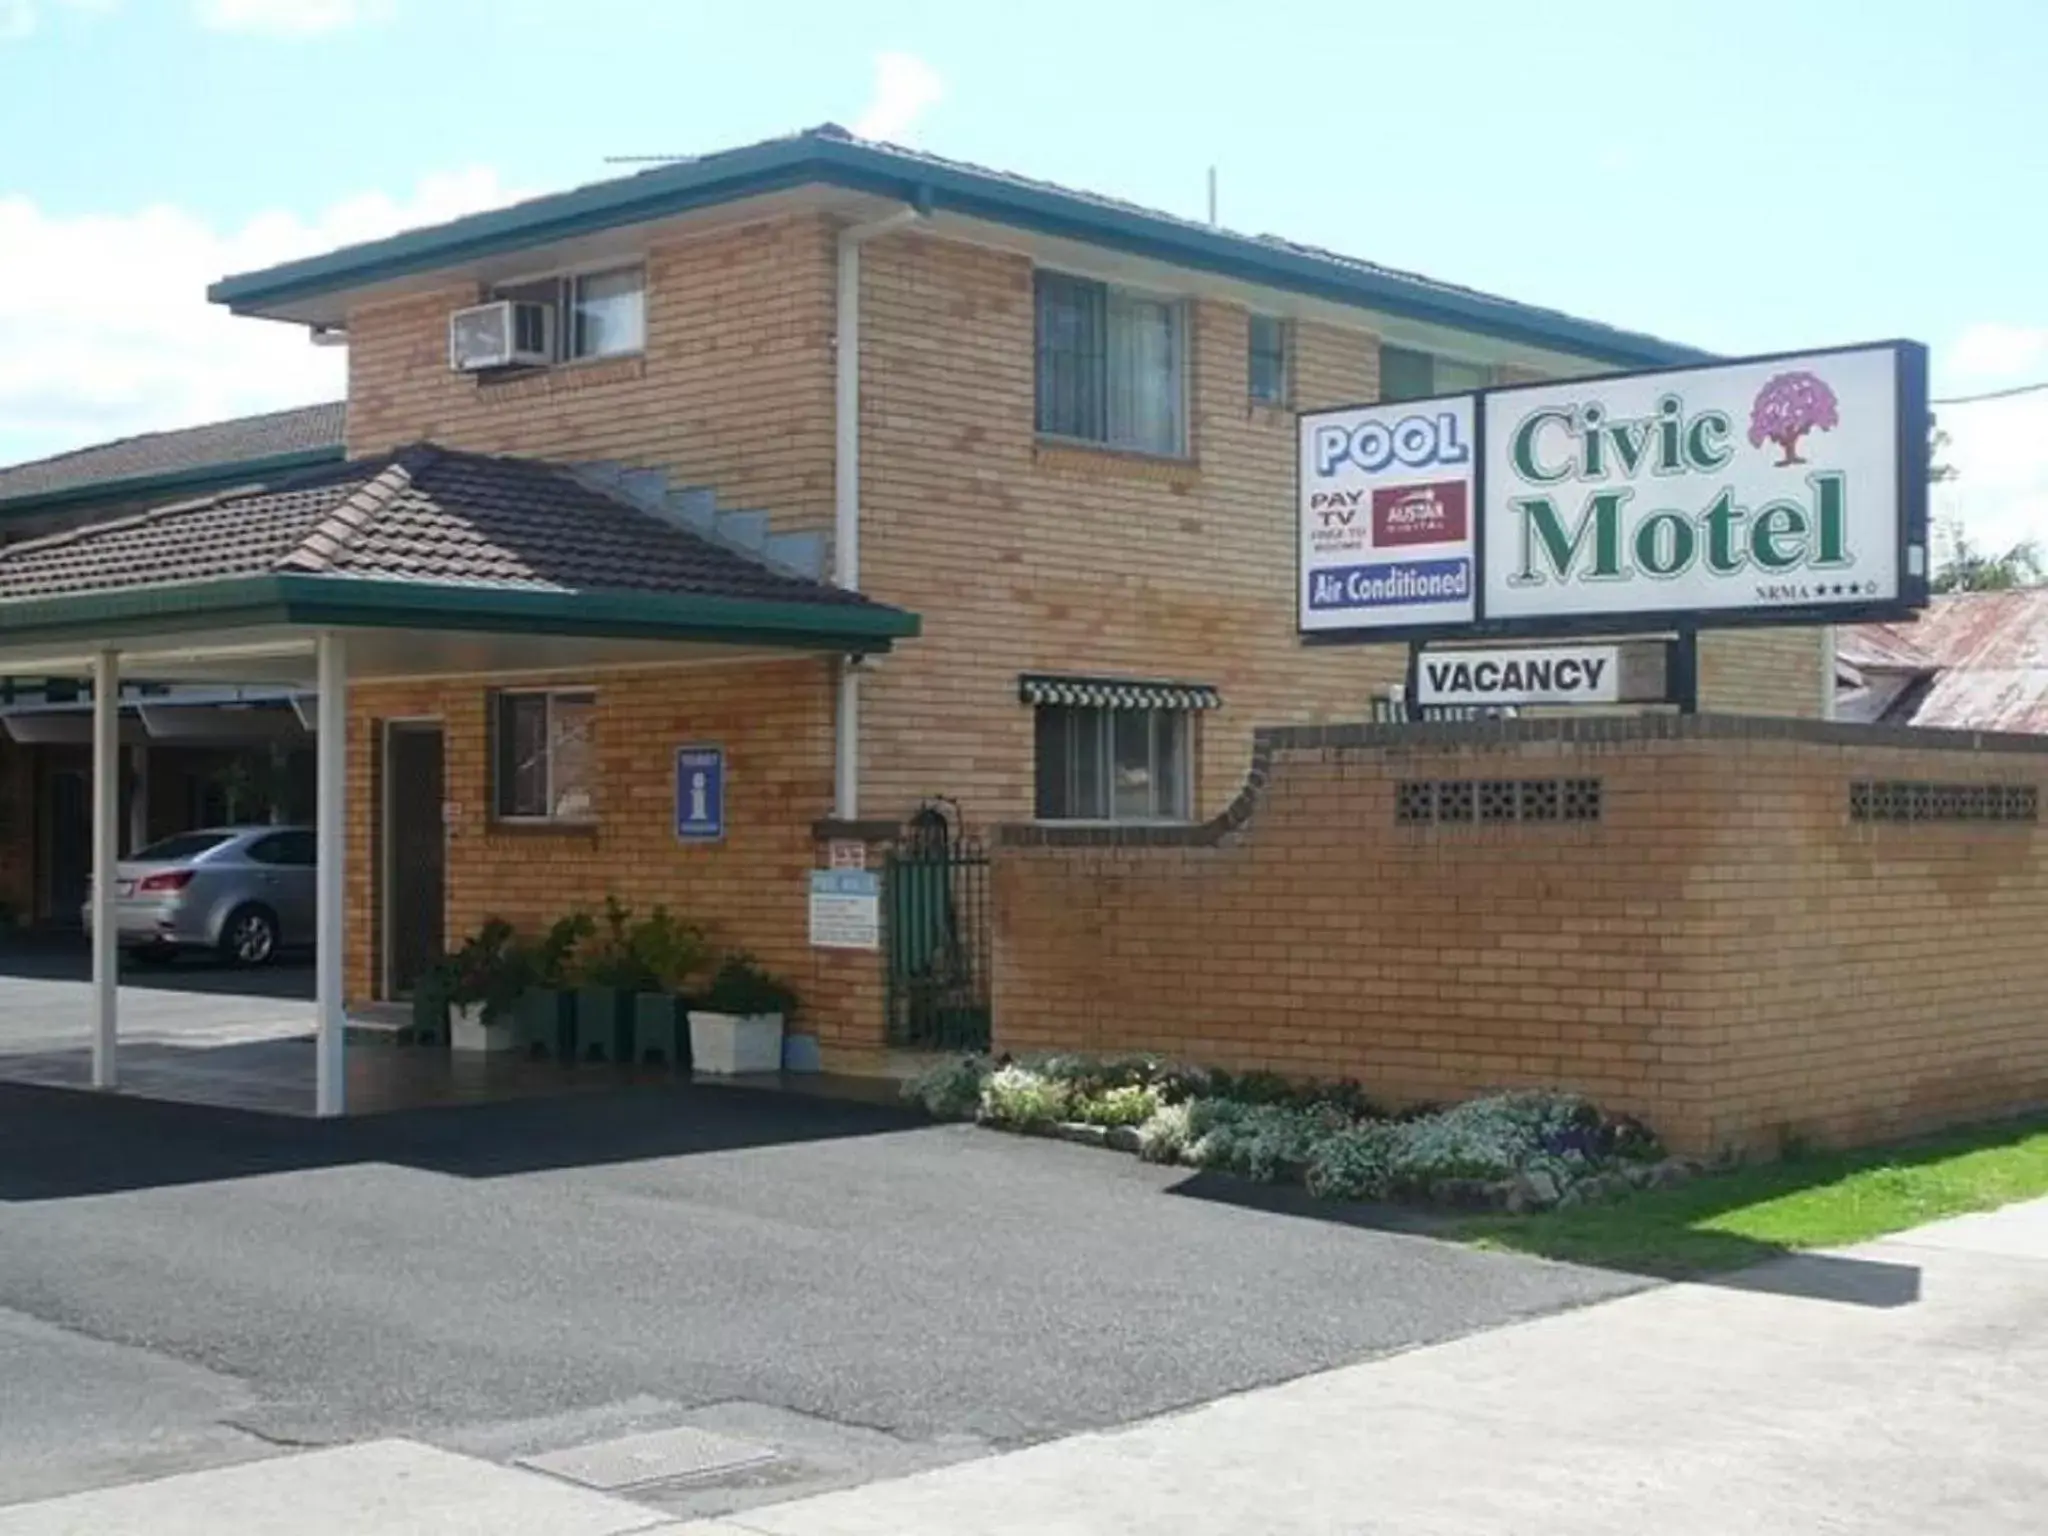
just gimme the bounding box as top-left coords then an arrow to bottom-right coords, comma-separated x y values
518,1424 -> 779,1490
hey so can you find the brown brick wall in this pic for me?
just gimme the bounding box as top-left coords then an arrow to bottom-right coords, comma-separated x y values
343,656 -> 882,1059
344,215 -> 839,542
341,220 -> 1827,839
992,718 -> 2048,1155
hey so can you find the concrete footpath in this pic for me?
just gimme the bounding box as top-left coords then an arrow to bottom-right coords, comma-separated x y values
5,1201 -> 2045,1535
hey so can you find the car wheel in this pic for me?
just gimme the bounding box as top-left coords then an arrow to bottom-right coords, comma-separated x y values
218,905 -> 280,968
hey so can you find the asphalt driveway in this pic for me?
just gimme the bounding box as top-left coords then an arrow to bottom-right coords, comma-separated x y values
0,1079 -> 1645,1518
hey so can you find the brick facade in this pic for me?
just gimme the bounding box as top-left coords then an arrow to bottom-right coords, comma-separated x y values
993,717 -> 2048,1155
344,656 -> 884,1058
328,213 -> 1830,1052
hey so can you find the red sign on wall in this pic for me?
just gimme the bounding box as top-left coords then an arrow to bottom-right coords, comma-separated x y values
1372,481 -> 1469,548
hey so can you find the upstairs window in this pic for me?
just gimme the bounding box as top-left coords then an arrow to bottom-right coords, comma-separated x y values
1379,346 -> 1490,403
493,266 -> 645,363
1034,272 -> 1186,456
493,689 -> 595,822
1248,315 -> 1290,406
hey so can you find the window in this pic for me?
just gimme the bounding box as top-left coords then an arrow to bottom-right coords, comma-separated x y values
1034,705 -> 1191,821
493,266 -> 645,364
493,690 -> 595,821
245,830 -> 316,867
1034,272 -> 1186,455
1379,345 -> 1492,403
1248,315 -> 1290,406
132,832 -> 230,862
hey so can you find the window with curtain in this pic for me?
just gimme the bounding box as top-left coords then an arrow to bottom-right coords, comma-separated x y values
1034,705 -> 1191,821
1248,314 -> 1290,406
1035,272 -> 1185,455
493,689 -> 596,821
1379,345 -> 1491,403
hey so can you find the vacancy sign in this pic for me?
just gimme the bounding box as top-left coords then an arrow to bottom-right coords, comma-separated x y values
1299,397 -> 1477,633
1417,645 -> 1622,707
1484,344 -> 1921,625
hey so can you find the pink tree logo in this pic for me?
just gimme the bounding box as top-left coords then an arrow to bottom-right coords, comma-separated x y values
1748,371 -> 1840,466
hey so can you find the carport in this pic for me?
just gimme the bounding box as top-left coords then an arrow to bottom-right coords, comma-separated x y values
0,444 -> 916,1114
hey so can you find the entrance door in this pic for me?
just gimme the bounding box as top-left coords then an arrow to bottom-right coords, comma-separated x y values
45,768 -> 89,926
382,722 -> 445,998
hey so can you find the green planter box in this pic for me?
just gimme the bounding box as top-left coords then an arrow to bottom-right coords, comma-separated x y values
631,992 -> 690,1069
515,988 -> 574,1061
409,979 -> 450,1047
573,985 -> 632,1064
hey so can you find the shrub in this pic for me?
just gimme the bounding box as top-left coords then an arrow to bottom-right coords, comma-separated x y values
904,1056 -> 990,1120
1068,1083 -> 1160,1128
530,912 -> 595,990
1305,1123 -> 1398,1201
1384,1091 -> 1591,1188
699,953 -> 799,1019
1135,1100 -> 1194,1163
441,916 -> 529,1023
979,1065 -> 1071,1129
1184,1100 -> 1330,1183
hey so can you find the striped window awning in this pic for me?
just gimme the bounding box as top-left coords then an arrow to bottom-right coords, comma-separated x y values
1018,674 -> 1222,711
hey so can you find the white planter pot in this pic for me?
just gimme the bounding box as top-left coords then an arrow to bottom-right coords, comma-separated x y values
688,1010 -> 785,1075
449,1001 -> 519,1055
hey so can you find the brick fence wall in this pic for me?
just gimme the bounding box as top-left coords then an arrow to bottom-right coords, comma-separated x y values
993,716 -> 2048,1156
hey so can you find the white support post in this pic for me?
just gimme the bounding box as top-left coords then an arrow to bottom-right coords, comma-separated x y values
314,631 -> 348,1116
90,651 -> 119,1090
834,657 -> 859,821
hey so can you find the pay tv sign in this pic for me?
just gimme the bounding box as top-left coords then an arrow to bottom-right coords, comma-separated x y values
1299,341 -> 1930,640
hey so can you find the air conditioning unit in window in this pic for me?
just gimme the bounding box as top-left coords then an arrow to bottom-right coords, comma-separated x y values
447,299 -> 552,372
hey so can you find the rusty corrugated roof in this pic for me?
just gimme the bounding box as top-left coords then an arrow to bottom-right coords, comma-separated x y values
1841,591 -> 2048,732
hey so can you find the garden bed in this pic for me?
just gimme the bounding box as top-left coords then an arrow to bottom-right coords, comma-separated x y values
906,1055 -> 1697,1213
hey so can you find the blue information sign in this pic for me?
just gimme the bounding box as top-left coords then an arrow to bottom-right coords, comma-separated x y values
674,745 -> 725,841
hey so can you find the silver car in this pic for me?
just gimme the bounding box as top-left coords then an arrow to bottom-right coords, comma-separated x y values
82,826 -> 316,966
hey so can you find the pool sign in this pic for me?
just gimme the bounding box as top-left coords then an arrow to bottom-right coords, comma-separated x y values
674,744 -> 724,841
1300,341 -> 1928,640
1299,396 -> 1477,633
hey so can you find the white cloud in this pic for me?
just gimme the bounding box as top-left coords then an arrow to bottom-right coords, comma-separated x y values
851,51 -> 944,143
193,0 -> 389,36
1946,323 -> 2048,386
0,0 -> 110,43
0,168 -> 523,468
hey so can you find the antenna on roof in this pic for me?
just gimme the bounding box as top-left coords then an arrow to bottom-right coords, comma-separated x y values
1207,166 -> 1218,228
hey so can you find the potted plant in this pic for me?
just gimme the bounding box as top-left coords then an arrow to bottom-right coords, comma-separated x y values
572,896 -> 647,1064
627,906 -> 713,1068
689,953 -> 799,1075
444,917 -> 527,1054
516,911 -> 591,1061
409,959 -> 453,1046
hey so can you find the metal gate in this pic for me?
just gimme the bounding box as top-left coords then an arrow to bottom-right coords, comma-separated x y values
884,800 -> 991,1050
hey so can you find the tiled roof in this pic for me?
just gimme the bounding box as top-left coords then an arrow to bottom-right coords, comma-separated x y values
211,128 -> 1705,369
0,444 -> 876,611
1841,591 -> 2048,732
0,402 -> 346,505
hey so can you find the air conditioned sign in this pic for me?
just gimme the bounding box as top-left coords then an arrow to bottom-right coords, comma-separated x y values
1299,398 -> 1477,632
1298,341 -> 1928,641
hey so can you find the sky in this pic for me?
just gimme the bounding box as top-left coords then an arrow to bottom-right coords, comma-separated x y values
1,0 -> 2045,555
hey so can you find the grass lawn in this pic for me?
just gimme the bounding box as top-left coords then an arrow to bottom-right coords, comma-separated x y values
1456,1114 -> 2048,1276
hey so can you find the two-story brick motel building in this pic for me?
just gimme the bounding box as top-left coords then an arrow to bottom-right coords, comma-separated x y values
0,127 -> 1846,1115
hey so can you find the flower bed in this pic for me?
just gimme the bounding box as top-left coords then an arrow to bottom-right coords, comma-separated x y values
905,1055 -> 1693,1212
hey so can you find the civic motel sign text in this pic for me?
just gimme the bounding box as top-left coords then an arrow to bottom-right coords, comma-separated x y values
1299,341 -> 1930,641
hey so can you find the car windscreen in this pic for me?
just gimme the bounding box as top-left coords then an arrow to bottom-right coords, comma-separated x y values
129,832 -> 232,862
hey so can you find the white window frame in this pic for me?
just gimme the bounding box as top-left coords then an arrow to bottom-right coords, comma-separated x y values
1033,703 -> 1194,824
489,262 -> 646,366
1033,269 -> 1191,458
492,688 -> 596,824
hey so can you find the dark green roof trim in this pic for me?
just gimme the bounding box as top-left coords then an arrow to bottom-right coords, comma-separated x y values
209,134 -> 1706,370
0,447 -> 347,518
0,573 -> 919,653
